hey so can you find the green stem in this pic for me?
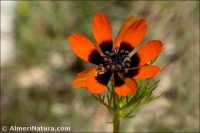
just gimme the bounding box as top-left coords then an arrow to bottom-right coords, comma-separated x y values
113,111 -> 120,133
111,75 -> 120,133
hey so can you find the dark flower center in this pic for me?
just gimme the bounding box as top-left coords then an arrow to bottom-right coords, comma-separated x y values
98,47 -> 131,74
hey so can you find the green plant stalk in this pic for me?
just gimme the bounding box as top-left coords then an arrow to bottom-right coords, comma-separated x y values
113,111 -> 120,133
111,75 -> 120,133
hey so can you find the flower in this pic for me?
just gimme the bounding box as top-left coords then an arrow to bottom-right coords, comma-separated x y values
68,13 -> 163,96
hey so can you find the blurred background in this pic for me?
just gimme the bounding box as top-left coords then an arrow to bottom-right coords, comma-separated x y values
1,1 -> 199,132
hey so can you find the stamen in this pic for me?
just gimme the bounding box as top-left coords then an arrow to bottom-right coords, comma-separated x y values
116,64 -> 122,71
97,64 -> 106,75
125,50 -> 129,54
103,57 -> 109,62
125,62 -> 131,67
102,54 -> 106,58
125,57 -> 131,62
123,68 -> 129,74
113,47 -> 119,54
105,51 -> 110,55
110,52 -> 115,56
97,70 -> 105,75
109,58 -> 112,63
120,49 -> 124,54
123,57 -> 131,65
97,64 -> 103,69
106,65 -> 111,70
111,64 -> 116,71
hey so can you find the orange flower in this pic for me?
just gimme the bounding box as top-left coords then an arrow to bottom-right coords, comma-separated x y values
68,13 -> 163,96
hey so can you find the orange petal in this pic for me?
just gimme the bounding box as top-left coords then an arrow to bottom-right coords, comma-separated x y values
87,72 -> 111,94
133,65 -> 160,79
87,77 -> 107,94
120,19 -> 147,48
71,67 -> 97,88
114,16 -> 138,48
68,33 -> 97,63
114,74 -> 137,96
92,13 -> 112,44
137,40 -> 163,66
